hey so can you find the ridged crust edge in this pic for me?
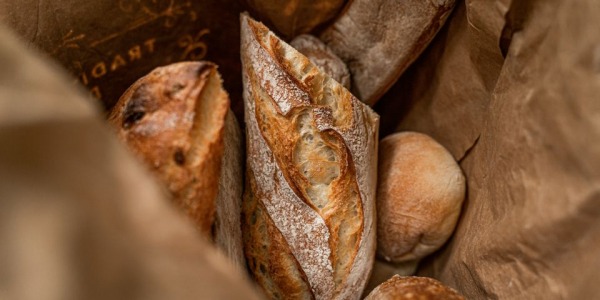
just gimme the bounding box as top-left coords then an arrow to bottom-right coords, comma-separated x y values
108,62 -> 229,238
241,13 -> 379,300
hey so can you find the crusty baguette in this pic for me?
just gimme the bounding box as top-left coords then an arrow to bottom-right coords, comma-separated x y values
245,0 -> 347,39
320,0 -> 456,105
240,13 -> 379,300
290,34 -> 351,90
377,132 -> 465,263
108,61 -> 245,267
364,275 -> 465,300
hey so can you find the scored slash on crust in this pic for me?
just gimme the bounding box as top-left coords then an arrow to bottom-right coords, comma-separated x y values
241,13 -> 380,300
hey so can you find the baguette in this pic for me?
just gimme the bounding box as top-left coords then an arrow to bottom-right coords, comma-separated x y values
241,13 -> 379,300
290,34 -> 351,90
320,0 -> 456,105
108,61 -> 245,267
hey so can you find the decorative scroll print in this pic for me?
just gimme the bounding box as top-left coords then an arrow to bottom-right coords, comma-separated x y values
118,0 -> 194,28
178,29 -> 210,61
53,0 -> 199,54
51,0 -> 210,101
57,30 -> 86,52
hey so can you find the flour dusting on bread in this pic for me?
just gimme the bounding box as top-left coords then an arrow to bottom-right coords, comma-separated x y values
241,13 -> 379,300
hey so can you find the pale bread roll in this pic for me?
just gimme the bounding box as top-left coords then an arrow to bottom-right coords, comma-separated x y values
108,62 -> 245,268
365,275 -> 465,300
377,132 -> 465,262
241,13 -> 379,300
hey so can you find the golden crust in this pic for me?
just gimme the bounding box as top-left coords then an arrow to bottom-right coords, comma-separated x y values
241,13 -> 379,300
376,132 -> 465,262
290,34 -> 351,90
243,170 -> 315,300
108,61 -> 229,237
365,276 -> 465,300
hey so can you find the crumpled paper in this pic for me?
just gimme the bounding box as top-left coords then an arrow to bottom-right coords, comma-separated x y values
0,27 -> 262,300
375,0 -> 600,298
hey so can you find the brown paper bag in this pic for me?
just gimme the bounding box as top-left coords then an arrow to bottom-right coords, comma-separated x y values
0,26 -> 262,300
375,0 -> 600,298
3,0 -> 600,298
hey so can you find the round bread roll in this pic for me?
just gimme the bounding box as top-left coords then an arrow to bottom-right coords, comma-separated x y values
364,275 -> 464,300
377,132 -> 465,262
290,34 -> 351,89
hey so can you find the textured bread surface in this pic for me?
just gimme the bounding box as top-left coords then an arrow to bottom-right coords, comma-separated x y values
290,34 -> 351,90
108,62 -> 245,268
377,132 -> 465,262
364,275 -> 464,300
108,61 -> 228,236
320,0 -> 456,105
241,13 -> 379,300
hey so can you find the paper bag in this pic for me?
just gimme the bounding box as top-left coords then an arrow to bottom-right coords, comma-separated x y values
375,0 -> 600,298
0,26 -> 262,300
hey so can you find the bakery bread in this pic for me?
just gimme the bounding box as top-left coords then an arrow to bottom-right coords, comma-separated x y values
241,14 -> 379,299
364,275 -> 465,300
290,34 -> 351,90
245,0 -> 347,39
320,0 -> 456,105
241,13 -> 380,300
108,61 -> 226,237
377,132 -> 465,263
108,61 -> 245,267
